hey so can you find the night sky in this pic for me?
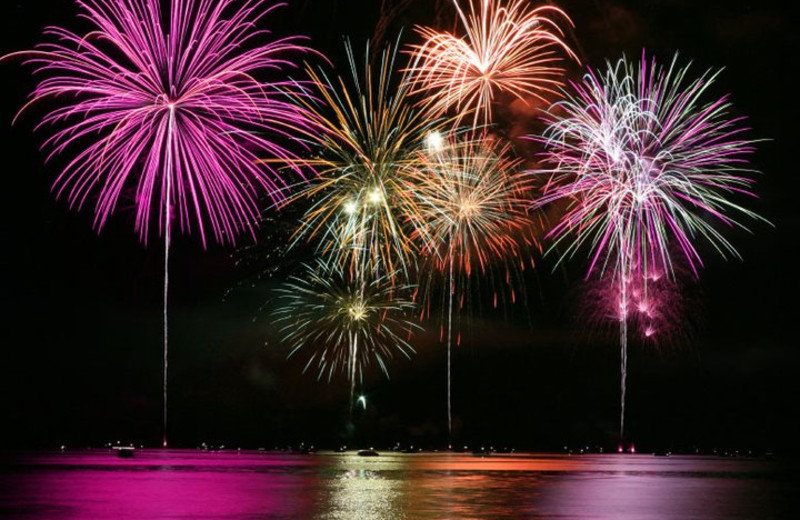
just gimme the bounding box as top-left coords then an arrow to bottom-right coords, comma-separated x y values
0,0 -> 797,452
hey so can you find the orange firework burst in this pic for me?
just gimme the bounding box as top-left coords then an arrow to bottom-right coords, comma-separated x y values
405,132 -> 539,438
409,134 -> 537,282
405,0 -> 578,127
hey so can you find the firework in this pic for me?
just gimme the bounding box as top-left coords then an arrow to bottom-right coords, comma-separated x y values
406,0 -> 578,127
7,0 -> 319,446
11,0 -> 317,245
581,263 -> 692,347
410,134 -> 536,279
273,259 -> 419,411
277,42 -> 447,280
532,52 -> 766,438
407,133 -> 538,439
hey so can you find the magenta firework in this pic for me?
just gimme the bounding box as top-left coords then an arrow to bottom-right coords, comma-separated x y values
11,0 -> 317,245
535,53 -> 764,278
532,52 -> 766,438
581,264 -> 691,347
7,0 -> 320,447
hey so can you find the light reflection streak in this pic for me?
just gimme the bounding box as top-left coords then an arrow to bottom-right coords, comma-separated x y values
1,451 -> 789,519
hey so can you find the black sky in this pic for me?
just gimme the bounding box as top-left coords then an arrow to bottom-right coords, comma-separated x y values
0,0 -> 797,452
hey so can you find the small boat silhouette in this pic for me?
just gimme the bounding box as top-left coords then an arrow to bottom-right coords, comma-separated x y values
113,446 -> 135,458
357,449 -> 379,457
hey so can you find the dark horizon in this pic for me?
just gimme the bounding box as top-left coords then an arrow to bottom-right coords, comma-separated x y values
0,0 -> 797,453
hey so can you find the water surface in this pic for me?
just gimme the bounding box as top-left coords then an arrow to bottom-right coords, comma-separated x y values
0,450 -> 794,519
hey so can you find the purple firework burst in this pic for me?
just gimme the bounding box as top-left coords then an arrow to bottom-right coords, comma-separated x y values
531,52 -> 767,439
533,52 -> 765,279
5,0 -> 322,447
10,0 -> 318,246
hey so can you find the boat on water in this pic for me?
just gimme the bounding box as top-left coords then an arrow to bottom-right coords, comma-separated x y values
357,449 -> 379,457
113,446 -> 135,458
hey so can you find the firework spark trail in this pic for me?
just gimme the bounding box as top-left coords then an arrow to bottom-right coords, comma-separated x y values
6,0 -> 320,446
406,0 -> 578,128
531,52 -> 767,439
274,41 -> 449,283
273,259 -> 420,413
407,133 -> 538,441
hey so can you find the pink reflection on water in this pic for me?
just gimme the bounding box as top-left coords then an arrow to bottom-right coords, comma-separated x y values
0,450 -> 792,519
539,455 -> 777,520
5,450 -> 318,519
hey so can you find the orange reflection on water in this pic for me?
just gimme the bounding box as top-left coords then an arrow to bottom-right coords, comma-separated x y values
1,450 -> 790,519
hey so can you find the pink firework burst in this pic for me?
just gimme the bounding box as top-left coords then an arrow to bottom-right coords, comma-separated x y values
531,52 -> 767,439
533,53 -> 765,280
9,0 -> 319,246
5,0 -> 321,447
581,262 -> 696,348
